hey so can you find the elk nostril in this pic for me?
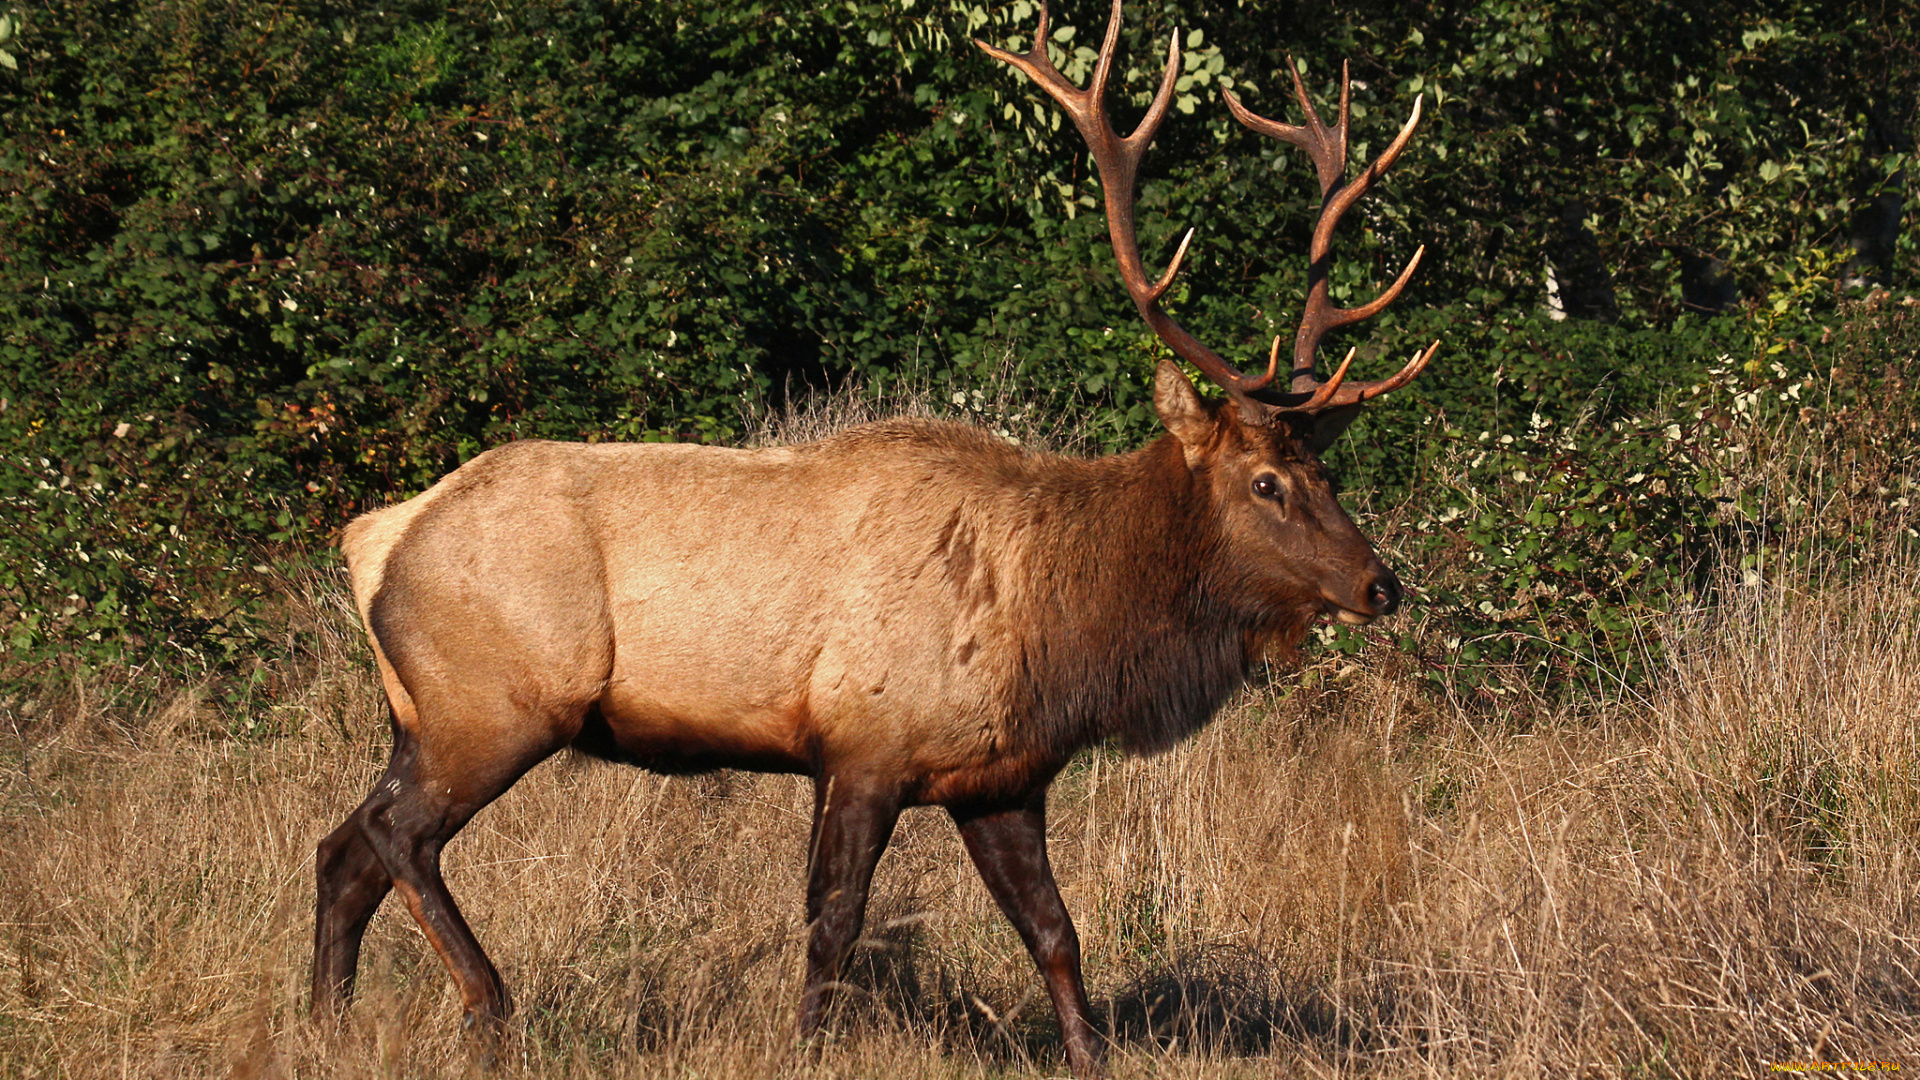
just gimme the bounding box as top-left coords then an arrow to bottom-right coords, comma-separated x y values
1367,579 -> 1400,616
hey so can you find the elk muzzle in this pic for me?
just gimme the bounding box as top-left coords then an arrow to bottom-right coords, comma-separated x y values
1330,560 -> 1402,625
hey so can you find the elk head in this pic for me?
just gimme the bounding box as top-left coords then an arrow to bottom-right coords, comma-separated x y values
978,0 -> 1439,631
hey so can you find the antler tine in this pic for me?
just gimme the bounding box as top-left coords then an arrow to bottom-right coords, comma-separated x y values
1221,58 -> 1349,197
977,0 -> 1280,402
1148,227 -> 1196,304
1356,339 -> 1442,402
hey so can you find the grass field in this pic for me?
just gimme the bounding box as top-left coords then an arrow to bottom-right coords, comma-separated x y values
2,388 -> 1917,1078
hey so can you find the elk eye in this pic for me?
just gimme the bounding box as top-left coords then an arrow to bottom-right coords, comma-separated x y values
1252,475 -> 1282,501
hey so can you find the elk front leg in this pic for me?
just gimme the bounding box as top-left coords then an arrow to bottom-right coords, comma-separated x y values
798,774 -> 901,1037
951,793 -> 1103,1077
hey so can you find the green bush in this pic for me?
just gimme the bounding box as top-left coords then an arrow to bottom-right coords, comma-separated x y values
1377,279 -> 1920,699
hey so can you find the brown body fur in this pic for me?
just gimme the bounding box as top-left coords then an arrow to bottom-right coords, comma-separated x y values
349,420 -> 1272,810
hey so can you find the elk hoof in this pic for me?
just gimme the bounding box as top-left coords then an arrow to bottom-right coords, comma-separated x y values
460,1010 -> 508,1070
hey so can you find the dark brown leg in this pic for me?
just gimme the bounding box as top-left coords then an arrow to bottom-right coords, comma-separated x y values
312,715 -> 421,1015
798,775 -> 900,1037
355,768 -> 513,1032
311,814 -> 392,1010
951,793 -> 1103,1078
312,712 -> 555,1035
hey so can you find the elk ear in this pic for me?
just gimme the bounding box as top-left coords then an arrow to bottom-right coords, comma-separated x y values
1153,360 -> 1215,447
1304,403 -> 1364,455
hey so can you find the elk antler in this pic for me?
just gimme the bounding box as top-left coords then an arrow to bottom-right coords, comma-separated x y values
976,0 -> 1438,418
1224,61 -> 1440,407
975,0 -> 1281,403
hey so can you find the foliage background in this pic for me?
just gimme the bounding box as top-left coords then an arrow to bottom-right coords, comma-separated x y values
0,0 -> 1914,694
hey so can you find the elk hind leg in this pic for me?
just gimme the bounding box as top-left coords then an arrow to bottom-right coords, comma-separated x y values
322,699 -> 573,1034
313,706 -> 429,1013
312,794 -> 395,1012
357,737 -> 547,1033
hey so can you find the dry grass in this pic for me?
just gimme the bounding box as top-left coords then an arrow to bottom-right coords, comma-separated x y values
3,397 -> 1918,1078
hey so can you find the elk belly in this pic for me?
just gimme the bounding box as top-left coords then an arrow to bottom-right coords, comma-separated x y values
583,686 -> 815,775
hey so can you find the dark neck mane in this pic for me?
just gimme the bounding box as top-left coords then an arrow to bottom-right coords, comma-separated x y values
995,435 -> 1273,756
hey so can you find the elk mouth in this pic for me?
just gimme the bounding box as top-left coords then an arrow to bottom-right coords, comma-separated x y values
1326,603 -> 1377,626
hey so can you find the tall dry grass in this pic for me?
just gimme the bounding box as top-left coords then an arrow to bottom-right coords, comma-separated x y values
2,389 -> 1917,1078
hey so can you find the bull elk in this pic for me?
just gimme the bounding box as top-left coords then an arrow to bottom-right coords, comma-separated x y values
311,1 -> 1437,1074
